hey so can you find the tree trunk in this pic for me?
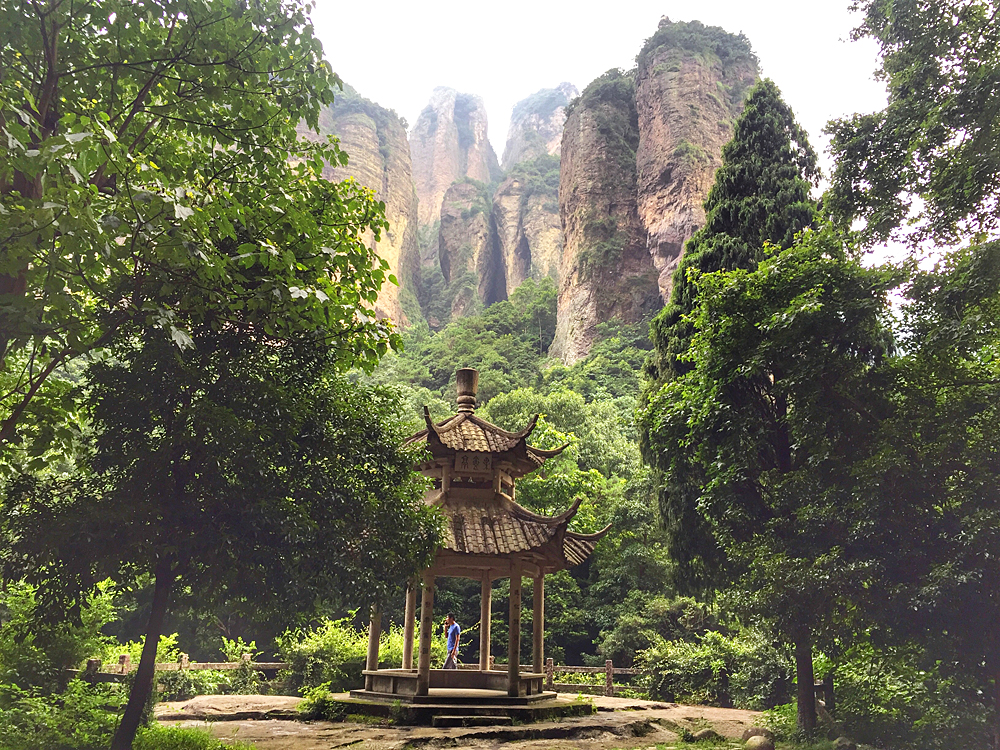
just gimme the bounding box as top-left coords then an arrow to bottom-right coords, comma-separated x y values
794,624 -> 817,733
111,557 -> 174,750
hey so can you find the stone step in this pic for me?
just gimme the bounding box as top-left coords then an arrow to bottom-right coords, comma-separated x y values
432,715 -> 514,728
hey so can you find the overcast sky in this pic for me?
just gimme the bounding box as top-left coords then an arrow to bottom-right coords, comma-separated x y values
310,0 -> 889,180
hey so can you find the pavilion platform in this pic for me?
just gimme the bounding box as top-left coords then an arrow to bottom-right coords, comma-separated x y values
352,668 -> 547,702
334,686 -> 593,725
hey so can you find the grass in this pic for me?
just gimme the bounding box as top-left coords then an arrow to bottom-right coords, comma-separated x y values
134,725 -> 257,749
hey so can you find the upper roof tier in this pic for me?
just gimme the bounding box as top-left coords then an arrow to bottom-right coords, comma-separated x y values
405,368 -> 566,478
406,368 -> 610,576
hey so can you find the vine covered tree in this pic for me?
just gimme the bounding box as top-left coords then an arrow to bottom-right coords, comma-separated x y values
641,79 -> 819,598
0,0 -> 398,460
646,78 -> 819,385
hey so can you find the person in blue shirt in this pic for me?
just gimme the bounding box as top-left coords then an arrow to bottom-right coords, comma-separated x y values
443,613 -> 461,669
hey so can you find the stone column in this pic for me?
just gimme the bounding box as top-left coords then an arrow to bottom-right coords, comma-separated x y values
364,604 -> 381,691
416,573 -> 434,696
507,561 -> 522,697
402,581 -> 417,670
479,575 -> 492,670
532,575 -> 544,673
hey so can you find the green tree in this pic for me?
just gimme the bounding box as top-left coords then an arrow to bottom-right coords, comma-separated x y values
646,78 -> 818,384
641,78 -> 819,606
1,329 -> 439,749
827,0 -> 1000,244
640,225 -> 901,731
856,242 -> 1000,748
0,0 -> 397,453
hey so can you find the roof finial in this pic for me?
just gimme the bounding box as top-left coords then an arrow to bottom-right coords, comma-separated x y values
456,368 -> 478,412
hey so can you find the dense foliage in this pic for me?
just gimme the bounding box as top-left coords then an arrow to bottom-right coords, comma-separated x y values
827,0 -> 1000,244
0,0 -> 398,466
636,17 -> 758,72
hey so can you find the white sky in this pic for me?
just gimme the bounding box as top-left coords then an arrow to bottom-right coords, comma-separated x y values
310,0 -> 889,179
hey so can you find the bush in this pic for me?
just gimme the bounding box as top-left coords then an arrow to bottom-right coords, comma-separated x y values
297,682 -> 348,722
0,582 -> 116,692
95,632 -> 182,673
818,645 -> 990,750
640,629 -> 792,710
277,617 -> 446,693
0,679 -> 124,750
156,669 -> 229,702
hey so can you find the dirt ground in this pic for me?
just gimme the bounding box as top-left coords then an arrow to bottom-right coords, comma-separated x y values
156,694 -> 762,749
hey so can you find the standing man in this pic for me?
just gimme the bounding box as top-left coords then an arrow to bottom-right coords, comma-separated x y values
443,613 -> 461,669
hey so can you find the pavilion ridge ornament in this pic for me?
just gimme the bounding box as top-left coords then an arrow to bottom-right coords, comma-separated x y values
352,368 -> 610,707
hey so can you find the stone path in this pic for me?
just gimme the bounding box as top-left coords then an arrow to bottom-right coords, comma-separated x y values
157,694 -> 761,749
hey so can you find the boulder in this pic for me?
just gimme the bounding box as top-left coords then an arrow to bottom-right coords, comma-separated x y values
741,727 -> 775,742
745,736 -> 775,750
833,738 -> 857,750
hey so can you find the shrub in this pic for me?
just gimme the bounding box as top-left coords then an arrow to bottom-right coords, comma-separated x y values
818,645 -> 990,750
640,629 -> 791,709
0,679 -> 124,750
0,582 -> 116,692
277,617 -> 445,693
156,669 -> 229,702
95,632 -> 181,672
297,682 -> 348,722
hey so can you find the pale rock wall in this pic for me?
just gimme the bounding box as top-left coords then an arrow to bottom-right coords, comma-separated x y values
492,175 -> 562,291
551,74 -> 661,365
501,83 -> 578,170
550,19 -> 760,363
410,87 -> 501,226
437,181 -> 498,319
298,89 -> 419,324
635,43 -> 757,303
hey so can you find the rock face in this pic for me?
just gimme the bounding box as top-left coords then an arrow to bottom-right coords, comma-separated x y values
501,83 -> 578,170
551,19 -> 760,362
410,87 -> 502,225
635,17 -> 758,303
297,86 -> 419,324
551,70 -> 661,364
419,89 -> 567,327
493,154 -> 563,291
437,180 -> 498,318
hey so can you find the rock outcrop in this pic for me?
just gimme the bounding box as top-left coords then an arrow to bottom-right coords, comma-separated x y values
636,17 -> 758,303
410,88 -> 502,226
297,85 -> 419,324
551,19 -> 760,362
501,83 -> 578,170
551,70 -> 661,364
437,180 -> 498,318
492,155 -> 563,291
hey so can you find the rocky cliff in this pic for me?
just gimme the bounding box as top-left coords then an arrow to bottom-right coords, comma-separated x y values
501,83 -> 578,170
297,85 -> 419,324
551,70 -> 661,364
551,19 -> 759,363
437,180 -> 497,319
410,88 -> 502,226
635,18 -> 758,303
492,154 -> 563,291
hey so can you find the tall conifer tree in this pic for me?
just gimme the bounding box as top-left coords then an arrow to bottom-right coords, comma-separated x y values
646,78 -> 819,384
642,81 -> 820,594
